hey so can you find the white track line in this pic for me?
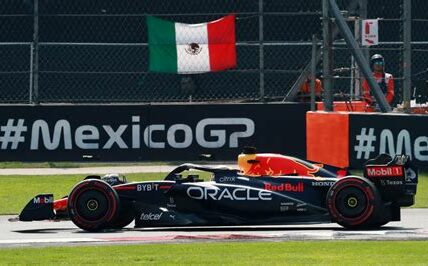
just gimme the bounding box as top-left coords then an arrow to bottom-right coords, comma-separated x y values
0,238 -> 106,244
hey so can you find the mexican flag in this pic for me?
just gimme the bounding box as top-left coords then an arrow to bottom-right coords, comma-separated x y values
147,15 -> 236,74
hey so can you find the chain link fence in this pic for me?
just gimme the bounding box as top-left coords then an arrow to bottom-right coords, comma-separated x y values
330,0 -> 405,104
0,0 -> 427,104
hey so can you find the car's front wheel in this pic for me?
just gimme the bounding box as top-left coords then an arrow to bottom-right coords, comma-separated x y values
67,179 -> 119,232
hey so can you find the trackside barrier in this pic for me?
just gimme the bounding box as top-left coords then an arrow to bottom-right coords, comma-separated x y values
0,103 -> 309,161
307,111 -> 428,169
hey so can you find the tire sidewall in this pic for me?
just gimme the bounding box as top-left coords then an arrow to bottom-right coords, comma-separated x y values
327,176 -> 381,228
68,179 -> 119,231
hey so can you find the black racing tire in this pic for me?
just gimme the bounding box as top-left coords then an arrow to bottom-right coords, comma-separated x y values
369,221 -> 389,228
67,179 -> 119,232
327,176 -> 382,229
106,202 -> 135,229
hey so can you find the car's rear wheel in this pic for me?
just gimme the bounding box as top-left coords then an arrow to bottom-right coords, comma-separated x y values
67,179 -> 119,232
327,176 -> 381,229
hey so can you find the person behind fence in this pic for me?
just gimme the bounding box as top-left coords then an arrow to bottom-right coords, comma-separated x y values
297,75 -> 323,102
361,54 -> 395,107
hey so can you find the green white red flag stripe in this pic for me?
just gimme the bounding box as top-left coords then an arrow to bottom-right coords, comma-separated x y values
147,15 -> 236,74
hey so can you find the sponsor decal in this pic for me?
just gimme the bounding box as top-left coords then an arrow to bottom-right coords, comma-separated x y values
244,155 -> 320,177
280,202 -> 294,212
136,183 -> 159,192
405,168 -> 417,182
380,180 -> 403,186
219,176 -> 236,182
14,116 -> 254,151
33,196 -> 53,204
312,181 -> 336,187
366,166 -> 404,178
140,212 -> 163,221
264,182 -> 304,192
187,187 -> 271,201
167,197 -> 176,208
354,128 -> 428,162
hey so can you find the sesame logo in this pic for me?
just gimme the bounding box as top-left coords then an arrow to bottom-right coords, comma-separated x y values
185,43 -> 202,55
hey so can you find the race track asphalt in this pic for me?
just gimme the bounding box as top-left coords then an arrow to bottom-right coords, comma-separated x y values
2,209 -> 428,248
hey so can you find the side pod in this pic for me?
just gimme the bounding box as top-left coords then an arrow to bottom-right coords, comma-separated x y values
19,194 -> 55,221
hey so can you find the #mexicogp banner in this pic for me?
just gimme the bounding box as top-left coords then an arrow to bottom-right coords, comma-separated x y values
147,15 -> 236,74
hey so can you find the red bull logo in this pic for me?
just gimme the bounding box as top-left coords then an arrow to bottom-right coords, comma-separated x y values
238,153 -> 320,177
264,182 -> 304,192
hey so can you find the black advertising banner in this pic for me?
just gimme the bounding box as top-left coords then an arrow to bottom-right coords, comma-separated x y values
350,113 -> 428,168
0,103 -> 309,161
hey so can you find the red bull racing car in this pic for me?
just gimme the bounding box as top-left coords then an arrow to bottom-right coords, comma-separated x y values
18,149 -> 417,231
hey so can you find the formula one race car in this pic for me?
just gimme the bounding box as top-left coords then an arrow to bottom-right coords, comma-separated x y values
18,149 -> 418,231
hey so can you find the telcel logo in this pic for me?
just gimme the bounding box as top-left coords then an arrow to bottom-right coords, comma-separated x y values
140,212 -> 163,221
33,196 -> 53,204
366,166 -> 403,177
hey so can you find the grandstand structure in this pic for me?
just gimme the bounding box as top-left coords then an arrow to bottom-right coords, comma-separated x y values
0,0 -> 426,104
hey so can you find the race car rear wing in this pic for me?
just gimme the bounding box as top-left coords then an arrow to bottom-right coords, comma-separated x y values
364,154 -> 418,183
363,154 -> 417,206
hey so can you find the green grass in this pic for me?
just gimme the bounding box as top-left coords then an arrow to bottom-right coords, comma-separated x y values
414,174 -> 428,208
0,241 -> 428,264
0,172 -> 426,215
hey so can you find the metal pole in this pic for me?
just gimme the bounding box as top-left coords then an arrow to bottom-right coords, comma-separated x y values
311,35 -> 317,111
32,0 -> 39,104
322,0 -> 333,111
283,0 -> 360,102
403,0 -> 412,112
359,0 -> 369,59
29,43 -> 34,104
328,0 -> 392,112
357,0 -> 368,99
349,18 -> 361,101
259,0 -> 265,101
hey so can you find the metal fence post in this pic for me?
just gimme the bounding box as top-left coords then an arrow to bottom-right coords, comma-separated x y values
322,0 -> 333,111
403,0 -> 412,112
359,0 -> 369,61
311,35 -> 318,111
29,43 -> 34,104
32,0 -> 39,104
351,19 -> 357,100
259,0 -> 265,101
